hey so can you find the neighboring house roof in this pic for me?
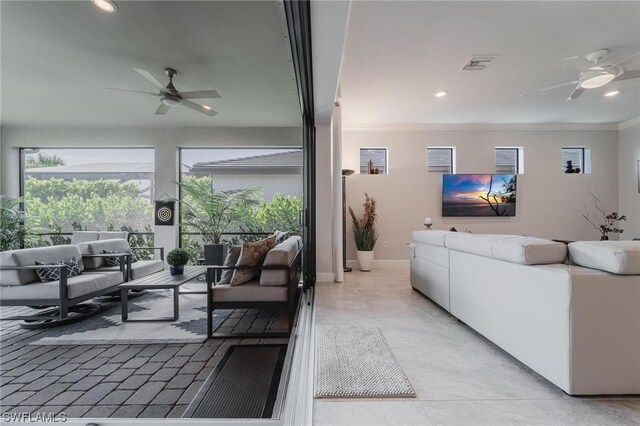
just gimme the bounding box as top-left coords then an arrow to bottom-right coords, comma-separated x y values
188,150 -> 303,175
25,162 -> 154,180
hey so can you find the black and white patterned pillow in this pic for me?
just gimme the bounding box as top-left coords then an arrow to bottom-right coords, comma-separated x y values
103,250 -> 137,267
35,257 -> 81,283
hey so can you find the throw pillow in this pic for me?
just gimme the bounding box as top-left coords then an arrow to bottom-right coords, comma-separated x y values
35,257 -> 81,283
103,250 -> 138,267
230,235 -> 277,286
218,246 -> 242,284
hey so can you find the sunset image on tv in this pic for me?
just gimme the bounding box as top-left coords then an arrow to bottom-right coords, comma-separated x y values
442,174 -> 517,217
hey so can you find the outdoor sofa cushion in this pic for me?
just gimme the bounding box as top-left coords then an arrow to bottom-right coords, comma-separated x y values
70,231 -> 100,245
568,241 -> 640,275
77,239 -> 132,270
99,260 -> 164,280
99,231 -> 128,240
35,257 -> 82,282
0,270 -> 123,301
212,280 -> 288,303
230,235 -> 277,286
260,235 -> 302,286
0,245 -> 85,286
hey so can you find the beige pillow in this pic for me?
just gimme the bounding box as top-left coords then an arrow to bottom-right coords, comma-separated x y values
230,235 -> 277,286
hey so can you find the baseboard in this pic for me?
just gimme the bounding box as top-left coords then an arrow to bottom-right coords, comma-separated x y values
346,260 -> 410,268
316,272 -> 335,283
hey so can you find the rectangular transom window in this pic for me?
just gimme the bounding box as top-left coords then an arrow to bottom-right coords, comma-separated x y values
360,148 -> 387,175
495,147 -> 522,174
427,147 -> 455,173
562,147 -> 591,174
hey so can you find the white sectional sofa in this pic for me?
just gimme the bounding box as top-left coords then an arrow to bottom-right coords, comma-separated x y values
409,231 -> 640,395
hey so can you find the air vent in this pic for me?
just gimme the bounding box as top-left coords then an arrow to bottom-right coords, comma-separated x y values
461,55 -> 499,71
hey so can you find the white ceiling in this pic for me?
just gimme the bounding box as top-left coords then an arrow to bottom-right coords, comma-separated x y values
340,1 -> 640,125
0,1 -> 301,127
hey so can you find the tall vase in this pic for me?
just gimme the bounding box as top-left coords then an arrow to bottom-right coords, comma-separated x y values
600,235 -> 609,241
356,250 -> 374,272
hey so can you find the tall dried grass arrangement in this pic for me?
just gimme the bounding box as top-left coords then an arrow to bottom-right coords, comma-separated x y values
349,193 -> 378,251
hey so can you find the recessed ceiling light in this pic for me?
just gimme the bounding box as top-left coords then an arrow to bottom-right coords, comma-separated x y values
435,91 -> 447,98
604,90 -> 620,97
92,0 -> 118,12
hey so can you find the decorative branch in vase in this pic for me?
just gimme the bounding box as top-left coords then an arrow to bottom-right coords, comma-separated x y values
582,191 -> 626,241
348,193 -> 378,271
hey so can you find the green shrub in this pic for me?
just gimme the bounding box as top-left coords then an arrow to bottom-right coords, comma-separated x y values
167,248 -> 190,266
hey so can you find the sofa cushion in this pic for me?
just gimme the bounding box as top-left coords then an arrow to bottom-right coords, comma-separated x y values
230,235 -> 277,286
103,250 -> 138,267
99,231 -> 128,240
77,239 -> 131,270
411,230 -> 451,248
260,235 -> 302,286
445,233 -> 567,265
568,241 -> 640,275
35,257 -> 82,283
0,270 -> 122,301
98,260 -> 164,280
70,231 -> 100,245
212,281 -> 288,303
0,245 -> 84,286
219,246 -> 241,285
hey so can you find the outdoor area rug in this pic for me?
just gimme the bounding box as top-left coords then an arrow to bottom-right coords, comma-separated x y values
314,325 -> 415,398
31,283 -> 232,345
184,344 -> 287,418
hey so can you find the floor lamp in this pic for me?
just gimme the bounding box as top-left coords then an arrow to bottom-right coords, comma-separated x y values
342,169 -> 355,272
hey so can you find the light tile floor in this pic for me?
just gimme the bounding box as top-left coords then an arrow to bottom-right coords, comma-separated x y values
313,263 -> 640,426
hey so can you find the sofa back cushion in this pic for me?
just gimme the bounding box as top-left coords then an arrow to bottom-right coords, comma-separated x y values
77,239 -> 131,270
99,231 -> 128,240
445,233 -> 567,265
260,235 -> 302,286
0,245 -> 84,285
568,241 -> 640,275
411,230 -> 451,248
70,231 -> 100,245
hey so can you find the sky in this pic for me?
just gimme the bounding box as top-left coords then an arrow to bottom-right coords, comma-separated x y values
443,174 -> 516,204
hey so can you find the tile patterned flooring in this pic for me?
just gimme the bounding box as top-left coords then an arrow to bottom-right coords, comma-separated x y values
313,263 -> 640,426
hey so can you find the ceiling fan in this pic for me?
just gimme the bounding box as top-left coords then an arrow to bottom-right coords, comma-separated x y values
107,67 -> 220,117
521,47 -> 640,101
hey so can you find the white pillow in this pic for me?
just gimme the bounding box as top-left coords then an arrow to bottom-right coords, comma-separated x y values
568,241 -> 640,275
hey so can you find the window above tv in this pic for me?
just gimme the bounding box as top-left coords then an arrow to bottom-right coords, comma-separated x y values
495,147 -> 524,174
427,147 -> 455,173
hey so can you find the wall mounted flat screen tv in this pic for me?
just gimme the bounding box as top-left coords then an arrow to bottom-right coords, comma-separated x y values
442,174 -> 517,217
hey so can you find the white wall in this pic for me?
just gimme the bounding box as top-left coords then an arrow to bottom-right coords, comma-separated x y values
618,121 -> 640,240
0,126 -> 301,254
342,125 -> 620,260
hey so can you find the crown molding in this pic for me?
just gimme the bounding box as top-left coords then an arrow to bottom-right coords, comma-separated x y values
342,123 -> 620,132
618,117 -> 640,130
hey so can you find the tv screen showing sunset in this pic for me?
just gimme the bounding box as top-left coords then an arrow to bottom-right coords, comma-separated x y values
442,174 -> 517,217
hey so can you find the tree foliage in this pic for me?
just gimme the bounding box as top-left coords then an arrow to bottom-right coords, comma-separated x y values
479,175 -> 517,216
25,153 -> 65,169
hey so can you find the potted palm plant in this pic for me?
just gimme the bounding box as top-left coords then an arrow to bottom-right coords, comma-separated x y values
176,178 -> 262,269
349,193 -> 379,271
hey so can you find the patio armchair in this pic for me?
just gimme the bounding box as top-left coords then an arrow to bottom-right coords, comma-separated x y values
205,236 -> 302,339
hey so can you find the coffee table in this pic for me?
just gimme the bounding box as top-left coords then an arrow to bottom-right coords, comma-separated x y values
119,266 -> 207,322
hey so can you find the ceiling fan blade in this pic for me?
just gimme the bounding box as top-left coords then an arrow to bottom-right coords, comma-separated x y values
612,69 -> 640,83
520,80 -> 579,97
566,84 -> 585,101
615,52 -> 640,69
134,68 -> 165,89
155,103 -> 170,115
182,99 -> 218,117
106,87 -> 157,96
179,89 -> 221,99
563,55 -> 598,71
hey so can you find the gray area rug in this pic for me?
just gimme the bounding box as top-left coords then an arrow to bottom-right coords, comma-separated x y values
314,325 -> 416,398
33,283 -> 232,345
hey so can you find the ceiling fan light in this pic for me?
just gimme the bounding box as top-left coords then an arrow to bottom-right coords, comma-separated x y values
161,97 -> 181,107
580,73 -> 615,89
435,91 -> 447,98
203,105 -> 211,110
604,90 -> 620,97
92,0 -> 118,12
